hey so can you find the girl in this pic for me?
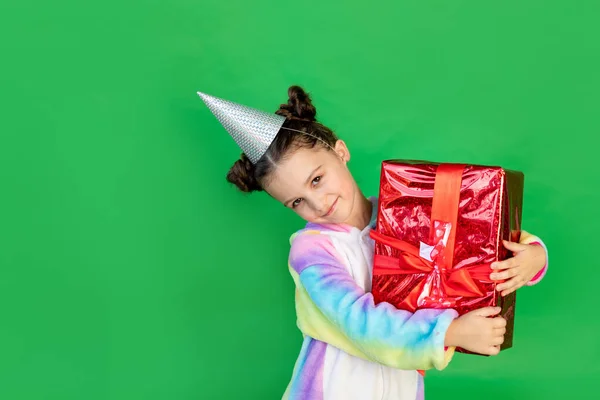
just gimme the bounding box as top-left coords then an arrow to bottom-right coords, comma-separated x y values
198,86 -> 548,400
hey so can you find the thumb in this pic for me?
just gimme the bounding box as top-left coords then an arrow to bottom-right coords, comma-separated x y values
473,306 -> 502,317
502,240 -> 528,253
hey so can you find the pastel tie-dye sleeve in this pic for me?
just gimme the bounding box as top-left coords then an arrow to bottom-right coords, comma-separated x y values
519,230 -> 549,286
289,232 -> 459,371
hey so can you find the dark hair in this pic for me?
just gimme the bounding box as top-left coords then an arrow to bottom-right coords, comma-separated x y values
226,86 -> 339,192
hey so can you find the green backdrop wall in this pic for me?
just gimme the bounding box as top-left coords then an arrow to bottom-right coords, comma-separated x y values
1,1 -> 597,399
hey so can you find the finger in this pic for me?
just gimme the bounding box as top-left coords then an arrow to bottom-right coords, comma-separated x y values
491,258 -> 518,270
490,268 -> 519,281
496,276 -> 524,293
492,317 -> 507,328
501,286 -> 519,297
480,344 -> 501,356
487,345 -> 501,356
473,306 -> 502,317
493,335 -> 505,345
494,326 -> 507,336
502,240 -> 529,253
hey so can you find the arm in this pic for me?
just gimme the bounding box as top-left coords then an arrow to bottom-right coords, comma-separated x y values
289,232 -> 458,371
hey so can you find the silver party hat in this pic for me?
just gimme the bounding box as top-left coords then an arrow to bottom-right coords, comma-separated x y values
197,92 -> 286,164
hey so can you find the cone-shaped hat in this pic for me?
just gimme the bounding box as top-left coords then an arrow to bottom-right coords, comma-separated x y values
197,92 -> 285,164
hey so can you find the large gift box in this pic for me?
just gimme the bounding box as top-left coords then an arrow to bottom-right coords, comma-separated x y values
370,160 -> 524,353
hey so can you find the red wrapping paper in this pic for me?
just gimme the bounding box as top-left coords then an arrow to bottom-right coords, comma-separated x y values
370,160 -> 524,353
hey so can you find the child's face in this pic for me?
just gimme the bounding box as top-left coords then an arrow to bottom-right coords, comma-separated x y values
263,140 -> 360,225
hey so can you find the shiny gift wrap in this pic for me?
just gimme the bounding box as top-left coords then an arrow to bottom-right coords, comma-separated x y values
370,160 -> 524,353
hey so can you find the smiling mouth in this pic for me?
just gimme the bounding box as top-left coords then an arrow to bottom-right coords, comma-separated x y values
323,198 -> 339,218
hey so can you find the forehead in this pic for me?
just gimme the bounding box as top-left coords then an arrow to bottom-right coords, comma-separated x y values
264,146 -> 334,199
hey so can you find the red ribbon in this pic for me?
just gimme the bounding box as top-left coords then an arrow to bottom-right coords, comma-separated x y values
370,164 -> 494,313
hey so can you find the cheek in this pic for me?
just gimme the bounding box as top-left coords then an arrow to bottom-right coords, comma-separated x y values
337,170 -> 356,196
295,207 -> 318,222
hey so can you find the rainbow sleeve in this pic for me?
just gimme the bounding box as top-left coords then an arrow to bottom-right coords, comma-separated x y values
288,231 -> 459,371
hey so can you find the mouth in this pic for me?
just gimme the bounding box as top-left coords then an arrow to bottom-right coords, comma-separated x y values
323,198 -> 339,218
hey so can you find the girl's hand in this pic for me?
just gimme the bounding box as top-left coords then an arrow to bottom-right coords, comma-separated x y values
490,240 -> 547,296
445,306 -> 506,355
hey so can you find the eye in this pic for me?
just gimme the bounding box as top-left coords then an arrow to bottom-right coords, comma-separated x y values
292,198 -> 303,208
312,176 -> 322,186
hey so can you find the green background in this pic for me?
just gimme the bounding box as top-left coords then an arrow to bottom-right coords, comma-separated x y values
1,0 -> 597,399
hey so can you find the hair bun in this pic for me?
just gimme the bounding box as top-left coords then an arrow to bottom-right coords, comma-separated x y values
276,85 -> 317,122
226,153 -> 262,192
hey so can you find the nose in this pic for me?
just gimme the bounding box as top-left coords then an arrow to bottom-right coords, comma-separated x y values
314,196 -> 334,216
305,195 -> 328,215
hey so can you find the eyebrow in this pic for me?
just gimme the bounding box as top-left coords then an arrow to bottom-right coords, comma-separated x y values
284,164 -> 322,206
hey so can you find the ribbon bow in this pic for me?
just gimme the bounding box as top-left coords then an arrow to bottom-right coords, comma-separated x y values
370,229 -> 493,312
